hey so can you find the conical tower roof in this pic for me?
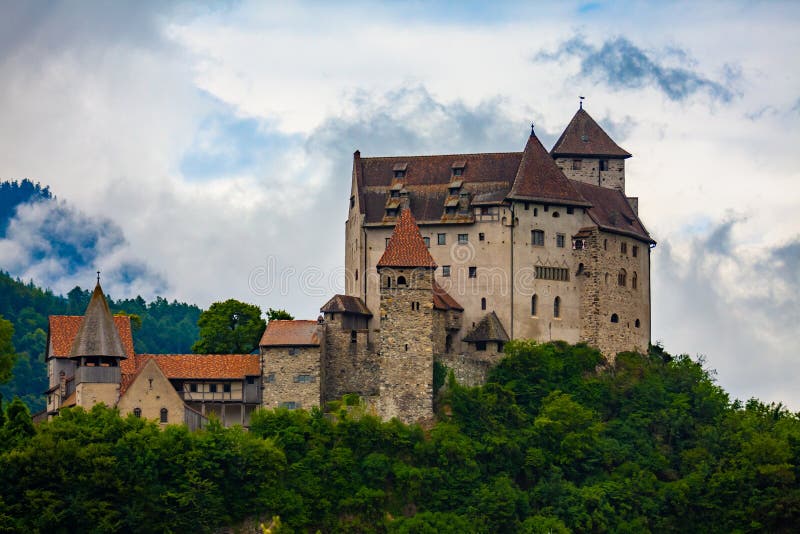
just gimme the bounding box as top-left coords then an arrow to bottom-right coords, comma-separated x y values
69,282 -> 128,359
377,208 -> 437,268
507,131 -> 589,206
551,108 -> 631,158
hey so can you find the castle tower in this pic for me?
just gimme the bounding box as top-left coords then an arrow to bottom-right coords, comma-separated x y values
376,208 -> 437,423
69,281 -> 127,408
551,106 -> 632,193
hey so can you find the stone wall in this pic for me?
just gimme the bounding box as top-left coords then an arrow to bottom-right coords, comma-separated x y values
438,347 -> 504,387
376,267 -> 435,423
322,313 -> 379,402
555,157 -> 625,192
261,345 -> 322,410
575,228 -> 650,358
76,381 -> 119,409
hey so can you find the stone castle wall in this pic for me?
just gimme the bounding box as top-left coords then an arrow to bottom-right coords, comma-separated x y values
322,314 -> 379,401
555,157 -> 625,192
261,345 -> 322,410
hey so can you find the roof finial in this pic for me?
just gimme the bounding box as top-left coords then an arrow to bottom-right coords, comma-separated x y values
97,271 -> 101,285
579,96 -> 585,109
530,122 -> 535,136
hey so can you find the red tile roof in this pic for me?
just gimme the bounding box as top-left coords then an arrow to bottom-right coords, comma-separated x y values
432,281 -> 464,311
377,208 -> 437,268
139,354 -> 260,379
551,108 -> 631,158
571,181 -> 655,243
48,315 -> 135,360
259,320 -> 321,347
507,132 -> 589,206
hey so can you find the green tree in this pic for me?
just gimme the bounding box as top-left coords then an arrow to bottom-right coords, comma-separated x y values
192,299 -> 266,354
0,316 -> 15,384
266,308 -> 294,321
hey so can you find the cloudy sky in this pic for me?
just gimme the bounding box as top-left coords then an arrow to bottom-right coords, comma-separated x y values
0,1 -> 798,408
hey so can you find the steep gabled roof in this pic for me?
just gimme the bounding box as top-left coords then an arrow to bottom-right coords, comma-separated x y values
259,320 -> 321,347
68,283 -> 128,359
551,108 -> 631,158
570,181 -> 655,244
377,208 -> 437,268
507,132 -> 590,206
320,294 -> 373,316
48,315 -> 135,359
463,311 -> 510,343
432,281 -> 464,311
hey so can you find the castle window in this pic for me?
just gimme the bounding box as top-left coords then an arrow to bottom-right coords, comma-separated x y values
621,242 -> 628,254
599,159 -> 609,171
567,206 -> 574,215
632,272 -> 638,289
350,196 -> 355,208
405,344 -> 408,351
394,170 -> 405,179
635,319 -> 641,328
223,383 -> 231,393
556,233 -> 565,248
458,233 -> 468,244
386,276 -> 392,288
294,375 -> 313,383
390,190 -> 399,198
247,376 -> 256,384
552,211 -> 560,218
535,266 -> 569,281
397,275 -> 407,286
497,342 -> 504,353
533,207 -> 538,216
453,167 -> 463,176
423,237 -> 430,248
355,269 -> 358,281
209,384 -> 217,393
524,202 -> 529,210
604,239 -> 608,250
481,297 -> 487,310
611,313 -> 619,323
442,265 -> 451,277
532,230 -> 544,246
288,348 -> 299,356
605,273 -> 610,284
133,408 -> 141,418
479,232 -> 485,241
265,373 -> 275,383
160,408 -> 168,423
469,267 -> 477,278
445,335 -> 453,353
544,205 -> 549,212
573,238 -> 585,250
438,233 -> 446,245
618,269 -> 627,286
577,263 -> 584,275
189,383 -> 197,393
281,401 -> 300,409
385,237 -> 390,248
553,296 -> 561,318
350,330 -> 357,343
632,245 -> 639,257
476,341 -> 487,351
531,294 -> 538,316
572,159 -> 582,170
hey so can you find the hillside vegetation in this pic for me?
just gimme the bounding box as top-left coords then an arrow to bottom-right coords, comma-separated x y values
1,341 -> 798,533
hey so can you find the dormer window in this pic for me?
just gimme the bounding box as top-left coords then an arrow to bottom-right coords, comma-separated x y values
453,168 -> 463,176
394,170 -> 405,178
451,160 -> 466,177
392,163 -> 407,179
390,190 -> 399,198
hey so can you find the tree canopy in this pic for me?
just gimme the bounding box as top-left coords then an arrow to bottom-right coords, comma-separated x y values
0,316 -> 15,385
266,308 -> 294,321
192,299 -> 266,354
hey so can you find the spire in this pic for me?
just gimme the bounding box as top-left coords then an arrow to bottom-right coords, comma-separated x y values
69,281 -> 127,359
377,208 -> 437,268
551,107 -> 631,158
507,131 -> 589,205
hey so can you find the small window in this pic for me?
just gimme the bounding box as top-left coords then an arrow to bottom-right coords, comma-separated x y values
531,294 -> 538,316
573,239 -> 585,250
265,373 -> 275,383
481,297 -> 486,310
160,408 -> 168,423
247,376 -> 256,384
476,341 -> 487,351
635,319 -> 641,328
469,267 -> 477,278
497,342 -> 504,353
480,206 -> 489,215
552,211 -> 560,218
397,275 -> 407,286
442,265 -> 451,277
423,237 -> 430,248
544,205 -> 549,212
611,313 -> 619,323
599,160 -> 609,171
632,272 -> 638,290
288,347 -> 300,356
632,245 -> 639,257
189,383 -> 197,393
553,296 -> 561,318
556,234 -> 565,248
294,375 -> 313,383
532,230 -> 544,246
385,276 -> 392,288
281,401 -> 299,409
385,237 -> 390,248
453,168 -> 463,176
350,330 -> 357,343
355,269 -> 358,280
618,269 -> 627,287
567,206 -> 574,215
209,384 -> 217,393
133,408 -> 142,418
524,202 -> 529,210
458,234 -> 468,244
533,207 -> 538,216
394,170 -> 405,178
390,190 -> 399,198
223,383 -> 231,393
437,233 -> 446,245
621,242 -> 628,254
603,239 -> 608,250
572,159 -> 582,170
479,233 -> 485,241
350,196 -> 355,208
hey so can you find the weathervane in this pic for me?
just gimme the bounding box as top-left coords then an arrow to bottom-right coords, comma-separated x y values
530,122 -> 535,136
579,96 -> 585,109
97,271 -> 101,284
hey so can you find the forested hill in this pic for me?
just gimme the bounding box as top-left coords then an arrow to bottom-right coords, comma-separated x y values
0,271 -> 201,411
1,341 -> 798,532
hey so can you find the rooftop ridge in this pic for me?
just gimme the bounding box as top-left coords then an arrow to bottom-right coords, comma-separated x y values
360,151 -> 523,160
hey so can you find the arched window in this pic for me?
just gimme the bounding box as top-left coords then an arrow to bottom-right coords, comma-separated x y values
386,276 -> 392,288
160,408 -> 168,423
635,319 -> 641,328
481,297 -> 487,310
355,269 -> 358,281
618,269 -> 627,286
553,296 -> 561,318
552,211 -> 560,218
531,294 -> 538,316
397,275 -> 407,286
632,272 -> 638,289
133,407 -> 142,418
611,313 -> 619,323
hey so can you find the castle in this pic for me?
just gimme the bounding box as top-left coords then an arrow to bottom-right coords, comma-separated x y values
44,106 -> 654,425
